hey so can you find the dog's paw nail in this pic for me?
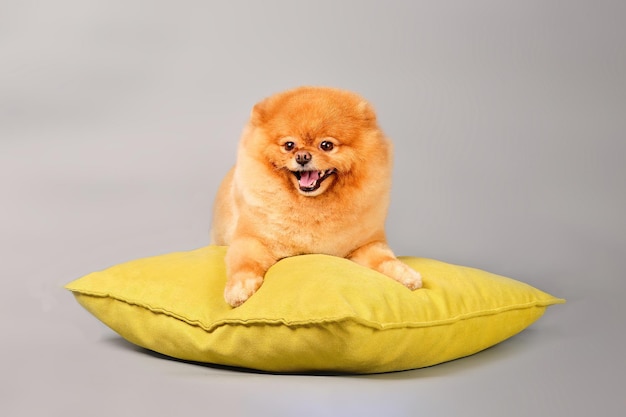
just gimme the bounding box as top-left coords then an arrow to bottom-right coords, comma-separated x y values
405,273 -> 423,290
223,275 -> 264,307
378,260 -> 423,290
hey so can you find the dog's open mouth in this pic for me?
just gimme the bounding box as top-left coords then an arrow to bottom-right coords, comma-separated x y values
292,169 -> 336,192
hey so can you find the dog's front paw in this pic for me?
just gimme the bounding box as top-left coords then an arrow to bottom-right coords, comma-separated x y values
224,272 -> 264,307
379,259 -> 423,290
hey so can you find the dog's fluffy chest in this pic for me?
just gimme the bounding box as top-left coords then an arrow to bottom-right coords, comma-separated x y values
239,194 -> 364,257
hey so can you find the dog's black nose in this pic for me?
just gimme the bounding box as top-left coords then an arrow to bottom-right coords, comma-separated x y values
295,151 -> 312,166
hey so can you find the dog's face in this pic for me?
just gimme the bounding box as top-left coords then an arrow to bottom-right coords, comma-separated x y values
244,87 -> 386,197
276,136 -> 338,196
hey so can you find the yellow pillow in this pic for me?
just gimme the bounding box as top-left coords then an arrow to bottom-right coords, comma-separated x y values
65,246 -> 564,374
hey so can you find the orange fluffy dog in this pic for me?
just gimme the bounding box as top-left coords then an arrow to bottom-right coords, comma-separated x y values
211,86 -> 422,307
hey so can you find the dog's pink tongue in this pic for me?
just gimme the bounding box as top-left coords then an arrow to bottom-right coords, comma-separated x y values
299,171 -> 320,187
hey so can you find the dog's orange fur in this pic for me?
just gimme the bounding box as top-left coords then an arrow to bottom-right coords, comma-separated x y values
211,86 -> 422,307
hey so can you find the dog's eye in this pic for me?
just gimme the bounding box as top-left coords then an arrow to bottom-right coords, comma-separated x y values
283,141 -> 295,151
320,141 -> 334,152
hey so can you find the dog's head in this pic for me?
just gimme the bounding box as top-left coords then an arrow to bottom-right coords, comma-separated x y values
242,86 -> 390,197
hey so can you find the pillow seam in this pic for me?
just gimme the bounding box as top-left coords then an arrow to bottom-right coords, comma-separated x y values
68,288 -> 564,332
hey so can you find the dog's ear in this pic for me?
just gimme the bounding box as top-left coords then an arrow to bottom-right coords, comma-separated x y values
357,100 -> 377,124
250,101 -> 266,126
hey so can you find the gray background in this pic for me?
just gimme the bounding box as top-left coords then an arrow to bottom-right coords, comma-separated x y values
2,1 -> 624,416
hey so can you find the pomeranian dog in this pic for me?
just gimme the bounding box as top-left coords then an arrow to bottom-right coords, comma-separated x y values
211,86 -> 422,307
